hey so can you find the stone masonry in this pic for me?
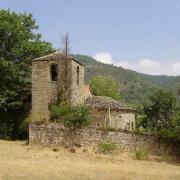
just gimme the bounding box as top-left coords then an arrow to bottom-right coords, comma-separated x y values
32,52 -> 84,122
29,123 -> 178,156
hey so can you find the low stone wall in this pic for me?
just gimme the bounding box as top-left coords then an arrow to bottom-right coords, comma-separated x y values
29,123 -> 179,155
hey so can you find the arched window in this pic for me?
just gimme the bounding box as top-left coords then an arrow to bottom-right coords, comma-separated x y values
50,64 -> 58,81
77,66 -> 80,85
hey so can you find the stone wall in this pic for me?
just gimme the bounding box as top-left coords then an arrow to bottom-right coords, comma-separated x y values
69,59 -> 84,105
32,59 -> 60,121
29,123 -> 179,155
89,108 -> 135,131
109,111 -> 135,131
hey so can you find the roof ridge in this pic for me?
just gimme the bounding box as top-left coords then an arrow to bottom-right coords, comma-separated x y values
33,52 -> 84,66
33,52 -> 62,61
85,95 -> 135,111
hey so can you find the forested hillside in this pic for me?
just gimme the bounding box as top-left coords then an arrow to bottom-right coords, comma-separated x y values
73,54 -> 180,107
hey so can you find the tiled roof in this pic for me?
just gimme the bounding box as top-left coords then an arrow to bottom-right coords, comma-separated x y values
85,95 -> 135,111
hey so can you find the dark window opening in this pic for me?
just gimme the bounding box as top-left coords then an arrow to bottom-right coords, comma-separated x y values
50,64 -> 58,81
77,66 -> 80,85
48,103 -> 50,110
131,122 -> 134,130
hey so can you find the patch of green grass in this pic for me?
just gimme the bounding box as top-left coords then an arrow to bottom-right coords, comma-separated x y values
135,146 -> 149,160
98,142 -> 116,154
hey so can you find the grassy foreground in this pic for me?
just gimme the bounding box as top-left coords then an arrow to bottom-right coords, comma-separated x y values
0,140 -> 180,180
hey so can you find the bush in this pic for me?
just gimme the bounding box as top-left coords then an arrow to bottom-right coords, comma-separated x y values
0,106 -> 29,140
98,142 -> 116,154
18,115 -> 31,140
50,103 -> 91,130
135,146 -> 149,160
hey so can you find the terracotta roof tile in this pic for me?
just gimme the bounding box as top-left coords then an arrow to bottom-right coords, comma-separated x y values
85,95 -> 135,111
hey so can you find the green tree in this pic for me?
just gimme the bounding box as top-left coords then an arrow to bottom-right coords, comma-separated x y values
89,76 -> 120,100
0,10 -> 54,139
143,89 -> 176,131
172,105 -> 180,138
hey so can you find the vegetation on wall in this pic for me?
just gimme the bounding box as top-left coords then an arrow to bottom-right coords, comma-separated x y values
135,146 -> 149,160
0,10 -> 54,139
98,142 -> 117,154
50,103 -> 91,130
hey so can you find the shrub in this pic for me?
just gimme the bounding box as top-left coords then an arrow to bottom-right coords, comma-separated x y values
135,146 -> 149,160
98,142 -> 116,154
50,103 -> 68,120
19,115 -> 31,140
50,103 -> 91,130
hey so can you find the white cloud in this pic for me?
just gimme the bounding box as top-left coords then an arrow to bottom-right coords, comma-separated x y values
172,62 -> 180,74
93,52 -> 180,76
135,59 -> 164,75
123,59 -> 180,76
138,59 -> 160,68
116,61 -> 133,69
93,52 -> 113,64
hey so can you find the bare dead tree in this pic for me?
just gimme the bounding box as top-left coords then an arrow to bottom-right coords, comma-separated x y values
58,33 -> 71,104
60,33 -> 71,58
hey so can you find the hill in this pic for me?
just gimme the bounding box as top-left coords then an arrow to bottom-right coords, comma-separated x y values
73,54 -> 180,107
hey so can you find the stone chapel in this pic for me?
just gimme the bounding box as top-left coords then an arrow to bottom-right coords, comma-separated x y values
31,52 -> 135,131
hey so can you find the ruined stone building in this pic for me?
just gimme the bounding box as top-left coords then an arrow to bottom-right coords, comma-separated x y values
85,95 -> 135,131
32,52 -> 135,130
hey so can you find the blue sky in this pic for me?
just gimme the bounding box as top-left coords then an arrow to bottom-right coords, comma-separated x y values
1,0 -> 180,75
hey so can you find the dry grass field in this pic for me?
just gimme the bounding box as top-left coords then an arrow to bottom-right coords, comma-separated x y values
0,140 -> 180,180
